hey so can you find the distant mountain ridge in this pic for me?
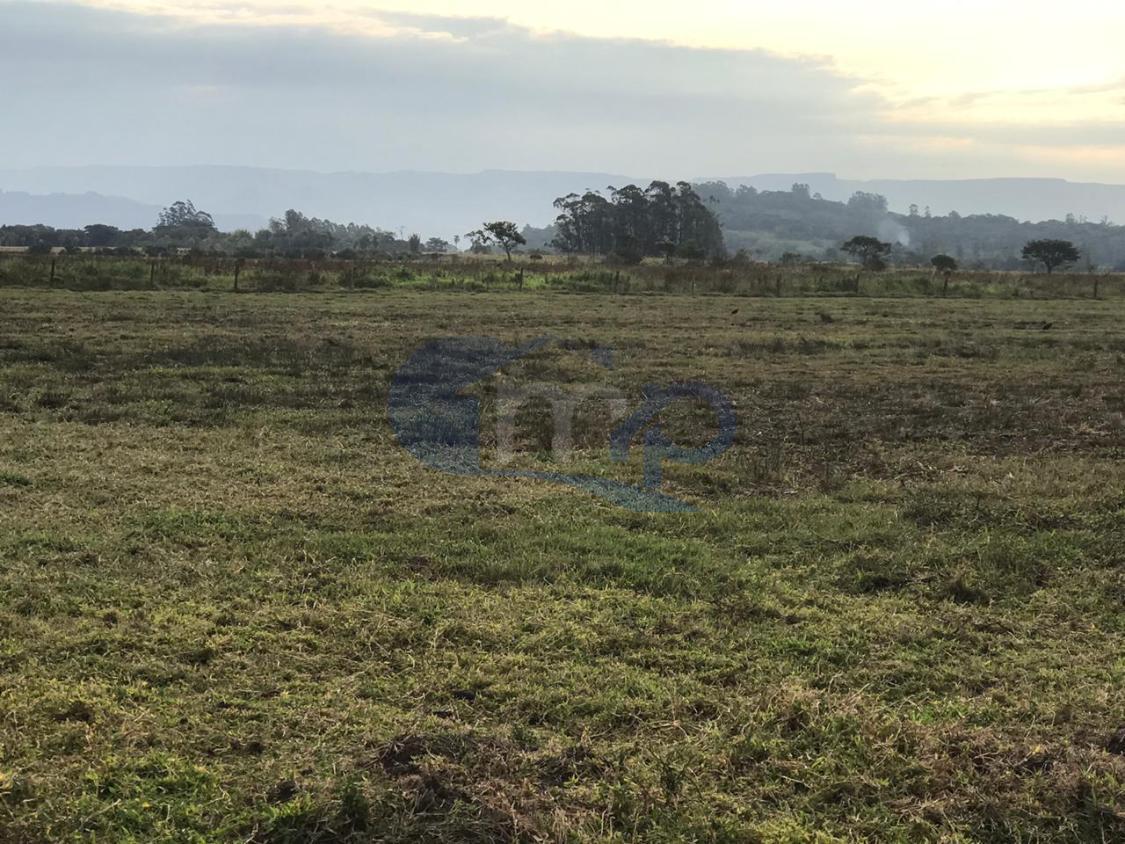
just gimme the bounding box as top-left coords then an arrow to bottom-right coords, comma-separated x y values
3,166 -> 1125,235
0,189 -> 264,233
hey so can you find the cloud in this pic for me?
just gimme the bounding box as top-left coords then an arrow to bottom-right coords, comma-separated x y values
0,1 -> 1121,182
0,1 -> 883,174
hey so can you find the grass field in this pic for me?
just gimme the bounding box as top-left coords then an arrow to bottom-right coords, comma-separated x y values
0,286 -> 1123,841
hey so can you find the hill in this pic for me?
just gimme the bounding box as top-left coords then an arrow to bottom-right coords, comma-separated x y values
720,173 -> 1125,223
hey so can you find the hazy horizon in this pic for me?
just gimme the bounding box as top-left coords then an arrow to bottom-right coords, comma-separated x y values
6,162 -> 1125,187
9,164 -> 1125,244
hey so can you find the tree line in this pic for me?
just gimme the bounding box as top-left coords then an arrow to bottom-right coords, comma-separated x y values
841,235 -> 1082,275
0,182 -> 1113,274
689,182 -> 1125,270
0,201 -> 454,259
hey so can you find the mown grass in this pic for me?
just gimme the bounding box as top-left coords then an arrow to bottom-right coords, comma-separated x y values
0,287 -> 1122,841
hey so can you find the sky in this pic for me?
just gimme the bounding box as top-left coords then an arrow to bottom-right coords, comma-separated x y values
2,0 -> 1124,181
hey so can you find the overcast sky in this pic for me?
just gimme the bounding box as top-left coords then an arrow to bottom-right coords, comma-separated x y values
3,0 -> 1123,181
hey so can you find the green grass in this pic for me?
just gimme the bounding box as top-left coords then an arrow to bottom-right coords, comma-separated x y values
2,251 -> 1124,300
0,288 -> 1123,841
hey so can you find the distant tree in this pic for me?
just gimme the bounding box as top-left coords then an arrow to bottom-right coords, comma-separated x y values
225,229 -> 255,254
841,235 -> 892,270
674,181 -> 725,259
424,237 -> 451,253
1022,239 -> 1080,274
464,229 -> 491,254
157,200 -> 214,230
155,199 -> 216,246
932,254 -> 957,295
847,192 -> 889,215
467,221 -> 526,261
931,254 -> 957,273
83,224 -> 121,248
266,209 -> 334,256
407,233 -> 422,255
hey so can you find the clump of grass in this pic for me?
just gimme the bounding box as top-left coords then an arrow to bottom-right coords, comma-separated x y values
0,470 -> 31,487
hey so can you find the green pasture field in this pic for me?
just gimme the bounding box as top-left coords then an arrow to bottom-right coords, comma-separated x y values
0,286 -> 1122,841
